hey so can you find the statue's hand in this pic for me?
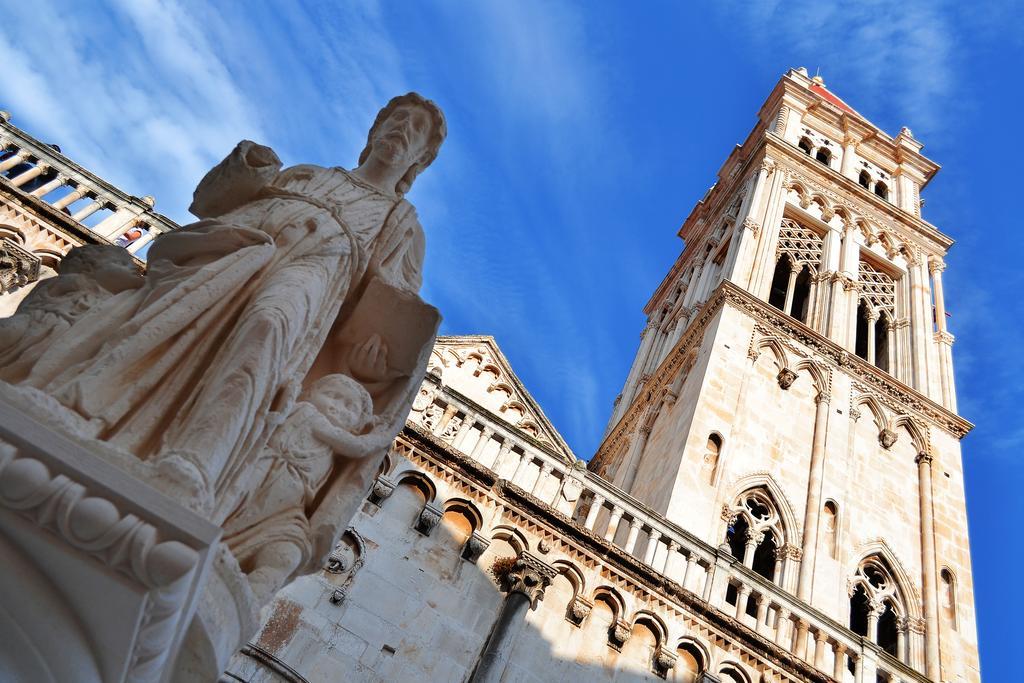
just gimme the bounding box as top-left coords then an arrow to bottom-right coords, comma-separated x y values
348,334 -> 389,383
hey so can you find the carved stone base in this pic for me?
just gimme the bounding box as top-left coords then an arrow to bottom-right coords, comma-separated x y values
0,387 -> 221,683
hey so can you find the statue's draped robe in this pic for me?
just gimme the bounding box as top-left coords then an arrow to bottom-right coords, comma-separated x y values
16,163 -> 425,517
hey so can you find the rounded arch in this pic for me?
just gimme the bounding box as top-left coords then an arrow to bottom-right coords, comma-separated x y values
724,472 -> 801,544
591,585 -> 627,621
441,497 -> 483,532
489,525 -> 529,555
630,610 -> 668,647
674,636 -> 710,670
718,661 -> 751,683
551,559 -> 586,597
0,224 -> 26,244
848,539 -> 922,620
393,470 -> 437,504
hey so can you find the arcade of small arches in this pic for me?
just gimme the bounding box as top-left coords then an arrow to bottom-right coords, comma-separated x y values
795,134 -> 889,202
353,455 -> 775,683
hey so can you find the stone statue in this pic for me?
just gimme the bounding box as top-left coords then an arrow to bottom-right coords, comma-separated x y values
0,245 -> 142,380
0,94 -> 445,679
10,93 -> 445,522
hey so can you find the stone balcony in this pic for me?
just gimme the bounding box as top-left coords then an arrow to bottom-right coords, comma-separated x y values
0,111 -> 178,256
395,371 -> 930,683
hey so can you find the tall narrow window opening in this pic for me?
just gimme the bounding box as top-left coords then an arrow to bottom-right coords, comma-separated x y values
768,255 -> 791,311
815,148 -> 831,166
874,315 -> 890,373
874,181 -> 889,200
859,170 -> 871,189
790,266 -> 812,323
855,300 -> 870,361
798,137 -> 813,155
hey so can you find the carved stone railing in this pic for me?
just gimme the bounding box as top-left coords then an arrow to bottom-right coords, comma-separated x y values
405,376 -> 930,683
0,111 -> 178,256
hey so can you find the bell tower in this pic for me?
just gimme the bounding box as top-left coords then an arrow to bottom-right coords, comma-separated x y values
594,69 -> 978,682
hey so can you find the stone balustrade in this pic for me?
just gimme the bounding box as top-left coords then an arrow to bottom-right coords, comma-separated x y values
409,375 -> 929,683
0,112 -> 176,256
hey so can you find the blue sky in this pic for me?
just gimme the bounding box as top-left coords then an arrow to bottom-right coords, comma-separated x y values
0,1 -> 1020,677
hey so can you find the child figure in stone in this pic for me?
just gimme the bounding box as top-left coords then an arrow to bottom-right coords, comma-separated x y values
222,367 -> 394,603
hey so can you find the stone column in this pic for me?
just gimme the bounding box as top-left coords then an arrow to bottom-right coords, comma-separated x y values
797,391 -> 831,602
916,452 -> 941,680
755,595 -> 770,636
643,529 -> 662,565
662,540 -> 678,575
0,149 -> 29,172
8,162 -> 49,188
623,518 -> 642,554
775,608 -> 792,648
833,643 -> 847,681
470,553 -> 556,683
470,427 -> 494,459
782,264 -> 799,315
451,418 -> 475,451
604,506 -> 624,543
619,425 -> 651,494
683,552 -> 698,591
29,173 -> 67,198
742,530 -> 760,568
511,452 -> 532,486
531,462 -> 552,496
51,186 -> 88,210
794,620 -> 810,660
734,584 -> 752,620
813,629 -> 828,669
583,494 -> 605,530
71,197 -> 107,222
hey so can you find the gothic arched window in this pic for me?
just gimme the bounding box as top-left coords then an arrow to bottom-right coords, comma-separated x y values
770,218 -> 823,323
723,489 -> 787,582
848,556 -> 908,660
874,181 -> 889,201
798,137 -> 813,155
859,170 -> 872,189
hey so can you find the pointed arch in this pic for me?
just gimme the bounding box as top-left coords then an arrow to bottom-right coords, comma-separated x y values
849,538 -> 922,620
724,471 -> 801,545
892,414 -> 930,454
752,336 -> 789,370
793,358 -> 829,394
852,394 -> 890,430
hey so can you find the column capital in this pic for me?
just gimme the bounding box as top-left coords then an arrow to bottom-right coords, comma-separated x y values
666,540 -> 680,552
928,257 -> 946,274
814,628 -> 828,643
629,517 -> 643,530
776,607 -> 791,620
736,583 -> 752,596
814,391 -> 831,405
503,552 -> 557,609
915,452 -> 934,466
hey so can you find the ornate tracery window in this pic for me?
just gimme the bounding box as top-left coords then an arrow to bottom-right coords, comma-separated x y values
768,218 -> 823,323
723,489 -> 788,582
848,557 -> 907,660
855,259 -> 897,372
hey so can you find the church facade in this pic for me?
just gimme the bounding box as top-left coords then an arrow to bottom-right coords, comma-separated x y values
0,68 -> 979,683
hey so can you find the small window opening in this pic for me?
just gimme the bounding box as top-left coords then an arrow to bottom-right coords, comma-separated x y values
767,256 -> 791,311
798,137 -> 813,155
859,170 -> 871,189
790,266 -> 812,323
877,600 -> 899,656
874,181 -> 889,200
874,316 -> 890,372
725,515 -> 749,561
855,301 -> 870,361
815,148 -> 831,165
750,530 -> 776,581
849,583 -> 870,637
